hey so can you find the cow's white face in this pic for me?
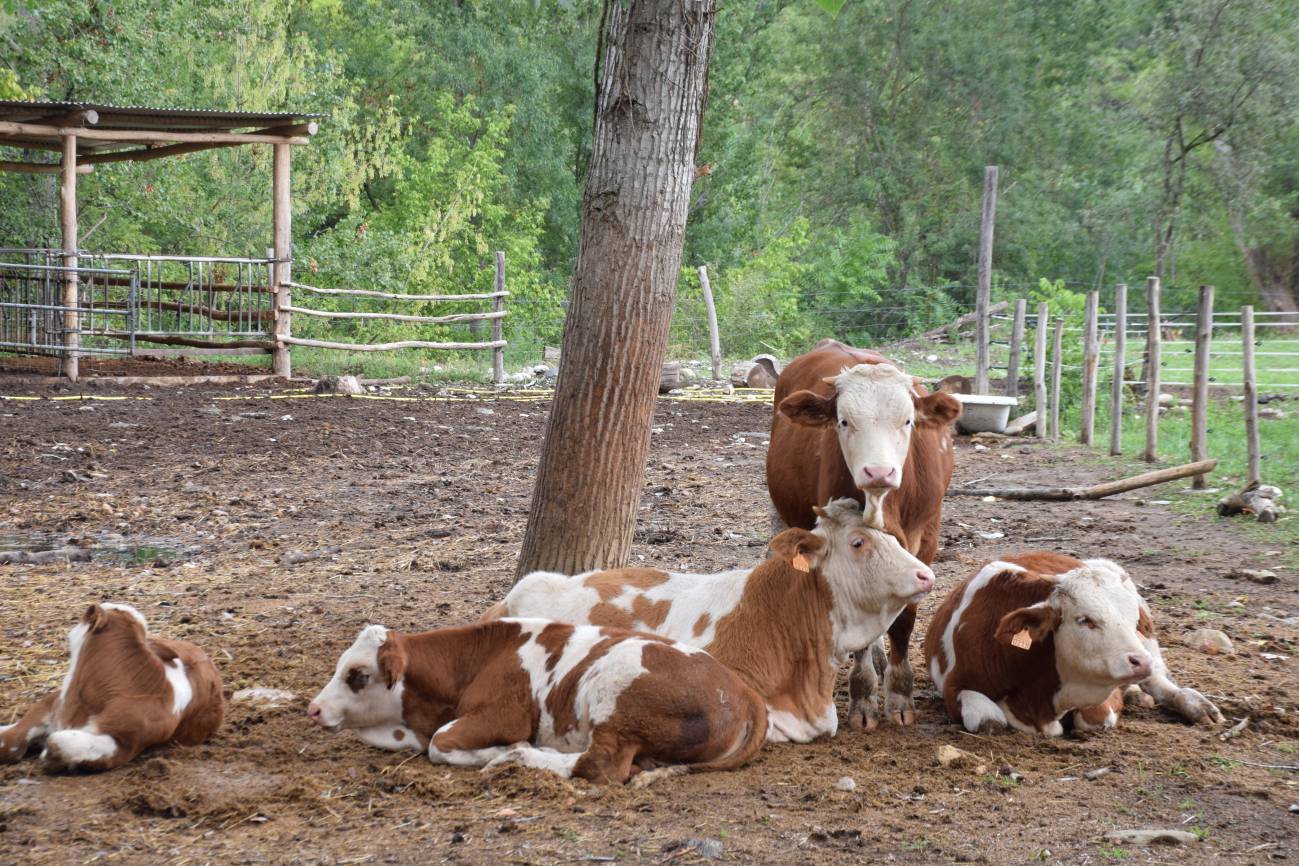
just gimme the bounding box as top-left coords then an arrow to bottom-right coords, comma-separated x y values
998,560 -> 1154,687
779,363 -> 961,505
308,625 -> 405,732
771,499 -> 936,642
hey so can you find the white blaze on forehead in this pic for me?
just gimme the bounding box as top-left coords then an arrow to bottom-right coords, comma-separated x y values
1054,562 -> 1141,623
101,603 -> 149,632
828,363 -> 918,490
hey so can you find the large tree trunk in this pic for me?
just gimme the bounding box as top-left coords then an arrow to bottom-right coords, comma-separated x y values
515,0 -> 717,580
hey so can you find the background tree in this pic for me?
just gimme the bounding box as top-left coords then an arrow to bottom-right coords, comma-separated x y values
514,0 -> 717,578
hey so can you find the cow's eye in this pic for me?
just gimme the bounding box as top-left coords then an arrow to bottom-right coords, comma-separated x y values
851,537 -> 865,549
905,418 -> 913,428
1075,616 -> 1099,630
839,418 -> 849,428
345,667 -> 370,692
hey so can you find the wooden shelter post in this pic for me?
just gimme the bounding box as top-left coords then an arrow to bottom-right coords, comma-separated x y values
60,134 -> 79,381
272,142 -> 292,378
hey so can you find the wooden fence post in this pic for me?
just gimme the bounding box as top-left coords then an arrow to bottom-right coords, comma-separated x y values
271,142 -> 292,379
1143,276 -> 1161,462
1190,284 -> 1215,487
60,133 -> 79,382
1242,305 -> 1260,485
1051,317 -> 1064,442
1109,283 -> 1127,456
1079,290 -> 1099,445
1034,302 -> 1049,438
699,265 -> 722,380
974,165 -> 999,395
492,251 -> 505,384
1006,298 -> 1026,399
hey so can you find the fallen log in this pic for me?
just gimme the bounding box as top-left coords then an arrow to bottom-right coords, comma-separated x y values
910,301 -> 1009,343
948,459 -> 1218,501
0,547 -> 92,565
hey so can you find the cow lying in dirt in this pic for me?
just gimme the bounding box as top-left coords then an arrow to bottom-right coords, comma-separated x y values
924,553 -> 1224,735
487,499 -> 935,743
0,603 -> 224,772
308,619 -> 767,785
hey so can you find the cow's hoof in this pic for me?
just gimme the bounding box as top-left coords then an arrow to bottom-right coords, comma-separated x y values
629,765 -> 687,789
1123,684 -> 1156,709
1176,689 -> 1224,726
846,697 -> 880,731
974,718 -> 1007,735
884,693 -> 916,726
890,708 -> 916,726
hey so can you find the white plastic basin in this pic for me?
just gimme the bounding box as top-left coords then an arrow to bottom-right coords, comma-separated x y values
952,394 -> 1019,434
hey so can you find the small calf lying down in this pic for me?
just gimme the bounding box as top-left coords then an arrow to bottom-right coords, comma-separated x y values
308,619 -> 767,785
0,604 -> 224,772
924,553 -> 1224,735
486,499 -> 935,743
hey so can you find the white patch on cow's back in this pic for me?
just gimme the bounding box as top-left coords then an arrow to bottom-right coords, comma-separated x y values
59,622 -> 90,705
934,561 -> 1025,692
101,603 -> 148,632
163,658 -> 192,715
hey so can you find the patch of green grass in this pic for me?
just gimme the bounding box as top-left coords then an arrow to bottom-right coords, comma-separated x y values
1190,825 -> 1212,840
1169,763 -> 1191,779
1098,844 -> 1131,860
1180,797 -> 1197,810
1204,755 -> 1240,771
902,837 -> 931,851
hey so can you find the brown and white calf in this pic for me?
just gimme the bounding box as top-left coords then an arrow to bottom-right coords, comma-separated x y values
767,340 -> 961,730
488,499 -> 935,743
0,604 -> 224,772
308,619 -> 767,784
923,553 -> 1224,735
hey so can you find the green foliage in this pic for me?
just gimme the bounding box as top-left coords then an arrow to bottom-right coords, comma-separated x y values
1028,278 -> 1105,411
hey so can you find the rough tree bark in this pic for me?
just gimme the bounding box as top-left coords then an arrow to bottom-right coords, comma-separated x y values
515,0 -> 717,580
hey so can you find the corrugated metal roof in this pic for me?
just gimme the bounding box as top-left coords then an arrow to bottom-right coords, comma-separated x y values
0,100 -> 324,128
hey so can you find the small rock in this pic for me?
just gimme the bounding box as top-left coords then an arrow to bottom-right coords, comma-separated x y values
1157,393 -> 1177,407
1085,766 -> 1120,781
664,839 -> 723,860
936,744 -> 980,768
315,375 -> 363,395
1186,628 -> 1234,656
835,776 -> 856,792
1227,568 -> 1278,585
1102,829 -> 1199,846
973,443 -> 989,453
1259,407 -> 1286,420
998,765 -> 1024,783
231,687 -> 297,706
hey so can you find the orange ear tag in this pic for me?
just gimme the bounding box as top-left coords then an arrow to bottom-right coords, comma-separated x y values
791,553 -> 811,573
1010,629 -> 1033,651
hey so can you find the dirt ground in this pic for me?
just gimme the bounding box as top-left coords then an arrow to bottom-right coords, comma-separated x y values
0,380 -> 1296,865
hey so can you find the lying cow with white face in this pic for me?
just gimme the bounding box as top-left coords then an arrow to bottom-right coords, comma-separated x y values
924,553 -> 1223,735
308,619 -> 767,785
487,499 -> 935,743
0,603 -> 224,772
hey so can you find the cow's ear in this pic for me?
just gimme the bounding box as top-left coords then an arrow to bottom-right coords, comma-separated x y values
768,528 -> 827,572
915,391 -> 962,429
376,635 -> 407,689
82,604 -> 107,633
778,390 -> 837,428
995,604 -> 1060,648
1136,604 -> 1156,639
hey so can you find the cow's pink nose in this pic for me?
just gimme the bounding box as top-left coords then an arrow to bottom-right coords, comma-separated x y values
914,568 -> 935,592
307,702 -> 323,721
1126,652 -> 1153,678
861,465 -> 898,488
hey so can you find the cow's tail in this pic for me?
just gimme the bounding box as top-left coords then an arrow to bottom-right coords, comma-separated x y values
478,601 -> 509,622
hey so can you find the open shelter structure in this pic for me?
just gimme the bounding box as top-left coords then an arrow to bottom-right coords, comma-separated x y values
0,100 -> 320,381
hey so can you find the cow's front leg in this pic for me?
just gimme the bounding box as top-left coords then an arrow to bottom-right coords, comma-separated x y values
1136,637 -> 1224,726
1,692 -> 58,763
427,713 -> 529,768
883,605 -> 918,725
846,639 -> 885,730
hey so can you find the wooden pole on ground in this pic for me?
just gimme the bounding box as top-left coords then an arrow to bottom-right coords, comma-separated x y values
1143,276 -> 1161,462
1190,284 -> 1215,487
1242,305 -> 1260,485
60,134 -> 78,382
271,142 -> 292,379
1006,298 -> 1026,399
1034,302 -> 1049,438
1050,317 -> 1063,441
699,265 -> 722,380
492,251 -> 506,384
974,165 -> 999,395
1079,290 -> 1100,445
949,459 -> 1218,501
1109,283 -> 1127,455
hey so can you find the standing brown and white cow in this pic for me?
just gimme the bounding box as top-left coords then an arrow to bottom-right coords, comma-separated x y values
924,553 -> 1223,735
767,340 -> 961,729
308,619 -> 767,785
0,603 -> 224,772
